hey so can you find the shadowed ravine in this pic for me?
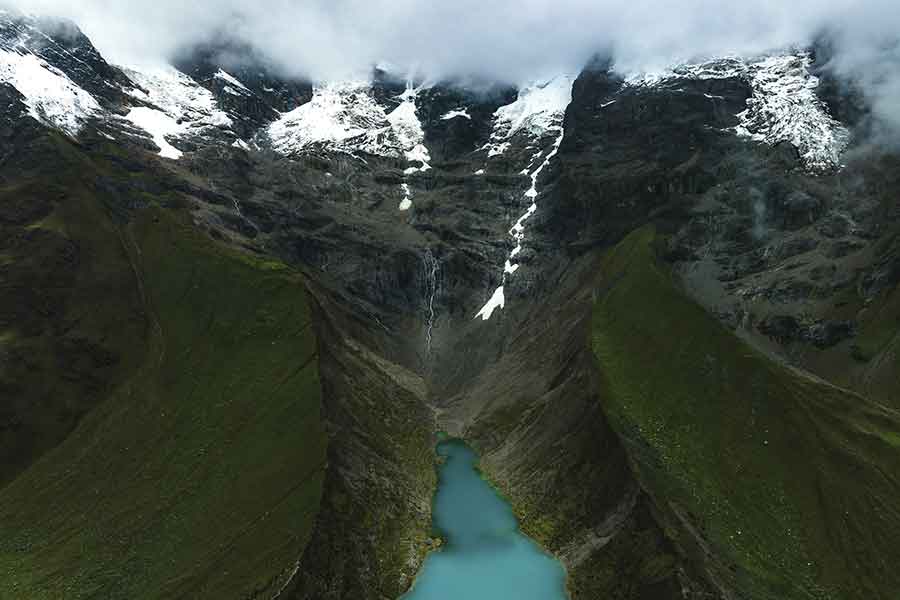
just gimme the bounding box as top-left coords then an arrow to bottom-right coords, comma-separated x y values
401,440 -> 568,600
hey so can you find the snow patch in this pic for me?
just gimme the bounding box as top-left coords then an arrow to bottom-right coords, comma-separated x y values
124,65 -> 233,129
486,141 -> 511,157
481,75 -> 573,156
496,75 -> 573,138
387,83 -> 432,207
0,49 -> 99,135
214,69 -> 250,94
625,57 -> 747,87
268,81 -> 397,156
122,64 -> 234,156
267,79 -> 437,193
271,81 -> 433,206
399,182 -> 412,210
735,54 -> 848,171
403,142 -> 431,171
269,82 -> 386,153
124,106 -> 183,159
474,286 -> 505,321
503,131 -> 564,274
441,108 -> 471,120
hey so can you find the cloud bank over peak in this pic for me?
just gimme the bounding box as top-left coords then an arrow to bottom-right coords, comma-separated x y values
1,1 -> 884,77
7,0 -> 900,136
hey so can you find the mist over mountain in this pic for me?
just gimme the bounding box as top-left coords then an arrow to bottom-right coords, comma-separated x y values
13,0 -> 900,139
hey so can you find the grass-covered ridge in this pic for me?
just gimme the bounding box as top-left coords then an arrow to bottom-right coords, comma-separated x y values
0,133 -> 326,599
0,132 -> 148,486
591,226 -> 900,600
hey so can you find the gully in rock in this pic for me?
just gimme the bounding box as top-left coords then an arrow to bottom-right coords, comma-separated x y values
474,75 -> 574,321
392,81 -> 431,211
475,127 -> 566,321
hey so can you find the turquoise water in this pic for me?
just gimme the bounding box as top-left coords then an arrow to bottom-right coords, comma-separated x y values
402,440 -> 568,600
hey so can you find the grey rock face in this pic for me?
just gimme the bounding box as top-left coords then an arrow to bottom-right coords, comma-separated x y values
173,40 -> 314,137
0,10 -> 134,108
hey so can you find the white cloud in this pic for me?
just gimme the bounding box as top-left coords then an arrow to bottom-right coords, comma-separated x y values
8,0 -> 900,134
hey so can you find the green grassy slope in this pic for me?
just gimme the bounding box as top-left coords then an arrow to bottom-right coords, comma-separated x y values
0,134 -> 326,599
591,226 -> 900,600
0,132 -> 147,485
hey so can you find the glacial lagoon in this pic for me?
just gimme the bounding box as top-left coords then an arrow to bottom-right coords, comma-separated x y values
402,440 -> 568,600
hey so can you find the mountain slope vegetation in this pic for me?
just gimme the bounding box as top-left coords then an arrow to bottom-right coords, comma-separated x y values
0,130 -> 326,600
592,226 -> 900,600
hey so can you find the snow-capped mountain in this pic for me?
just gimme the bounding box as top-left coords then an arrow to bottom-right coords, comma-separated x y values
267,80 -> 419,159
0,43 -> 100,136
627,52 -> 850,170
0,8 -> 862,323
736,54 -> 849,171
480,74 -> 574,157
0,7 -> 852,176
2,9 -> 862,325
0,9 -> 132,107
0,9 -> 305,155
0,9 -> 110,135
120,65 -> 237,158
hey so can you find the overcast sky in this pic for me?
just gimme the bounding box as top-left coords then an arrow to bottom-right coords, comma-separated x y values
5,1 -> 890,77
9,0 -> 900,132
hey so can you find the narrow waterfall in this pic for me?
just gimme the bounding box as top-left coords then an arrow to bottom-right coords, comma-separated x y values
423,249 -> 440,354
